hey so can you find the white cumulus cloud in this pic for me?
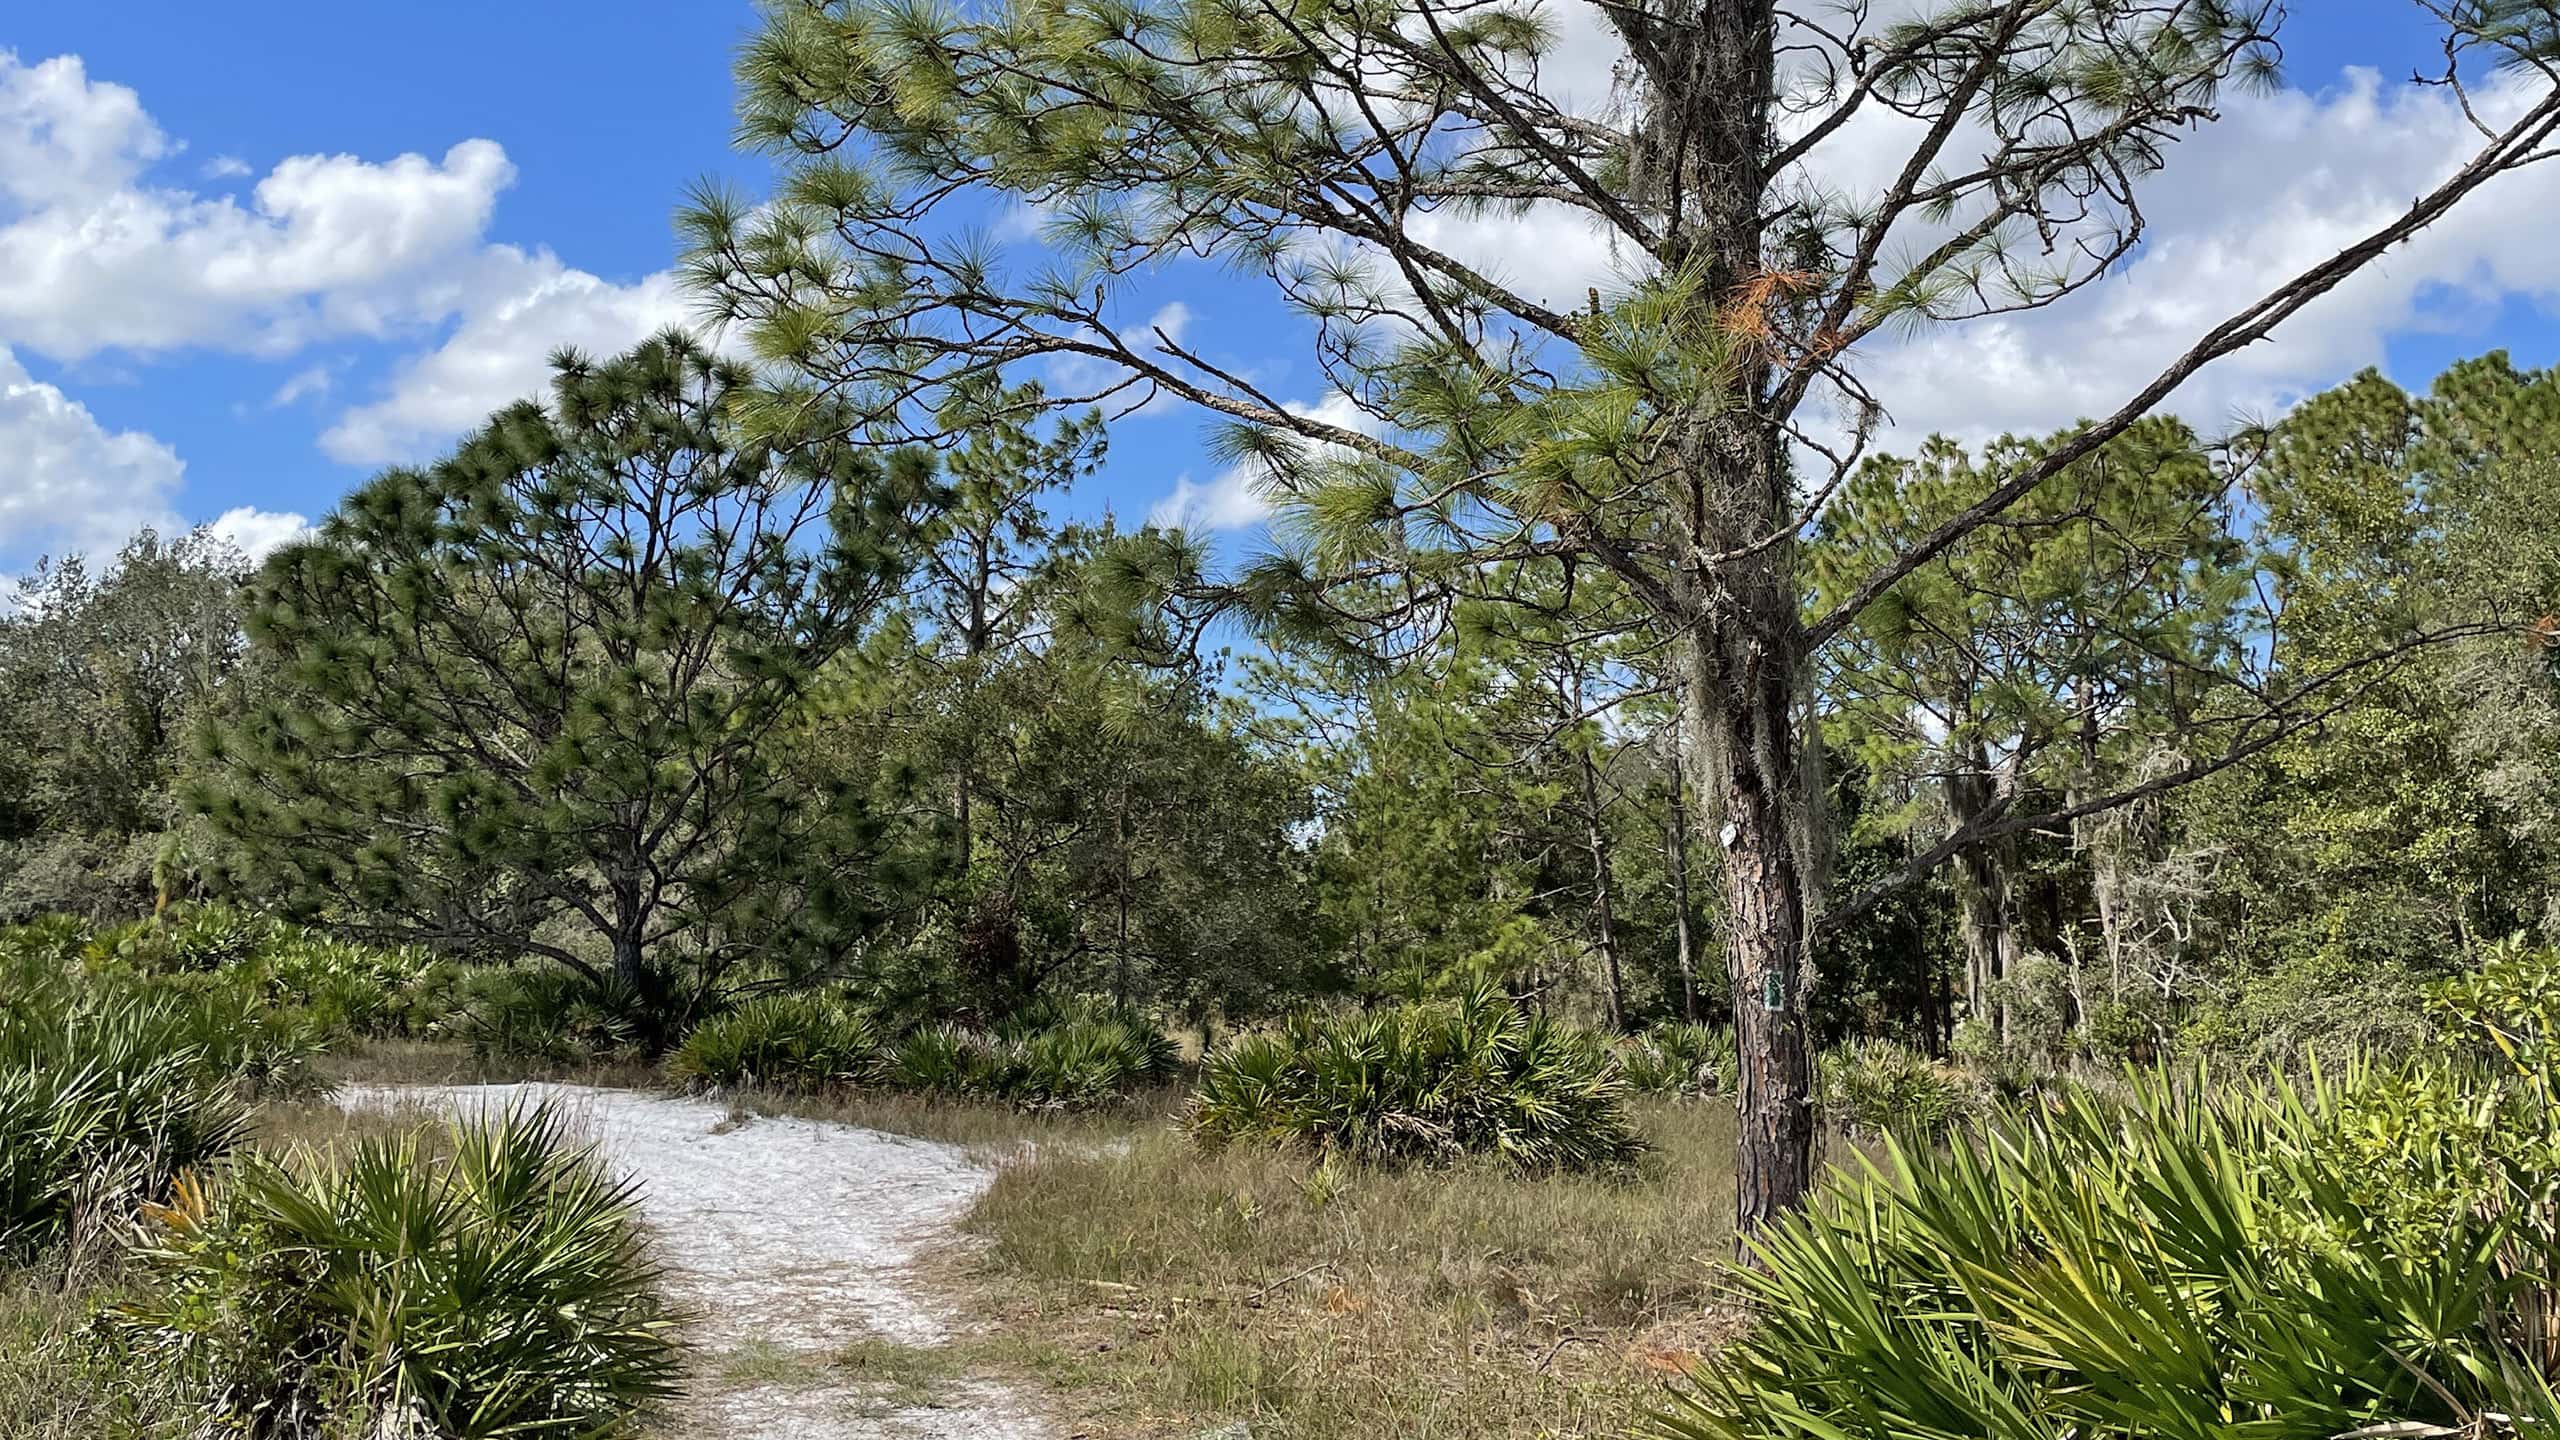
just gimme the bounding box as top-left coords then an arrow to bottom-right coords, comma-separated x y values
319,251 -> 694,465
0,47 -> 697,552
204,505 -> 311,561
0,51 -> 518,360
1150,469 -> 1270,532
0,344 -> 183,561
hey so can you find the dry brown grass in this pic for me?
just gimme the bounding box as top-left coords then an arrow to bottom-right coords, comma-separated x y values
722,1082 -> 1186,1157
950,1097 -> 1748,1440
314,1038 -> 660,1091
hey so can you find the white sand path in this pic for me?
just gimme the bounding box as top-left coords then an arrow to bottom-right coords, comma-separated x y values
340,1082 -> 1051,1440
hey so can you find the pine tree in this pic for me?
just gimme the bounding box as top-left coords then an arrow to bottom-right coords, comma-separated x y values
194,334 -> 940,1044
685,1 -> 2560,1230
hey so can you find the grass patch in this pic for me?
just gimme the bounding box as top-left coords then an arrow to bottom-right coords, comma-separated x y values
712,1338 -> 827,1388
725,1082 -> 1187,1157
956,1096 -> 1747,1439
0,1256 -> 188,1439
698,1335 -> 971,1417
313,1036 -> 661,1090
828,1335 -> 969,1409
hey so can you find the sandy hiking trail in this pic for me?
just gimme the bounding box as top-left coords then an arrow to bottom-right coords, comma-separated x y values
342,1082 -> 1051,1440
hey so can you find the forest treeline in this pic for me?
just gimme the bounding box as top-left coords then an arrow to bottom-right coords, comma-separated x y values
6,343 -> 2553,1074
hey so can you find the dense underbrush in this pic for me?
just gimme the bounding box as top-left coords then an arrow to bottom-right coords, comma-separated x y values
665,990 -> 1179,1108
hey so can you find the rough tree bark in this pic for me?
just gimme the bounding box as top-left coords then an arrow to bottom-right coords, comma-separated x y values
1650,0 -> 1818,1238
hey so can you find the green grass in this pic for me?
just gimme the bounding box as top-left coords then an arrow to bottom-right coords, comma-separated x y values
827,1335 -> 970,1409
0,1256 -> 192,1439
954,1096 -> 1746,1439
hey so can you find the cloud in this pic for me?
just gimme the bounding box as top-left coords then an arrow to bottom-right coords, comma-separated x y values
1299,15 -> 2560,463
0,49 -> 697,479
1841,68 -> 2560,450
1144,300 -> 1193,348
268,364 -> 332,408
0,345 -> 313,571
1150,469 -> 1269,532
0,52 -> 517,360
319,251 -> 693,465
204,505 -> 311,561
1147,392 -> 1379,533
0,344 -> 184,562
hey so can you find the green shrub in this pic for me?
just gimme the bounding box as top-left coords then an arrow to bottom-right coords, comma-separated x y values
442,966 -> 650,1064
1655,952 -> 2560,1440
1191,989 -> 1642,1172
667,992 -> 882,1091
2080,991 -> 2164,1062
883,1021 -> 999,1096
1617,1022 -> 1736,1097
82,905 -> 277,973
666,999 -> 1175,1109
5,908 -> 455,1050
1007,1016 -> 1178,1108
0,989 -> 250,1256
1818,1038 -> 1973,1143
252,932 -> 457,1040
112,1105 -> 679,1438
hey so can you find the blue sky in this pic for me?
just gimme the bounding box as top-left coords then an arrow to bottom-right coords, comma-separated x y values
3,2 -> 2557,577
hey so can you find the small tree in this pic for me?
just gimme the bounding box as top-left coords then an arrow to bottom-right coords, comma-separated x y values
0,528 -> 255,919
196,334 -> 939,1043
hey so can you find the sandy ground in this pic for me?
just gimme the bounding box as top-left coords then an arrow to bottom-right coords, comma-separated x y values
342,1082 -> 1052,1440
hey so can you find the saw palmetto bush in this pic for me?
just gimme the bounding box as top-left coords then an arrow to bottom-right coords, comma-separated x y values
10,907 -> 454,1053
668,997 -> 1175,1107
113,1105 -> 679,1439
440,966 -> 660,1065
1618,1022 -> 1738,1098
1654,941 -> 2560,1440
879,1015 -> 1175,1108
1819,1037 -> 1977,1144
1191,989 -> 1642,1172
666,991 -> 883,1092
0,957 -> 253,1256
1007,1015 -> 1178,1108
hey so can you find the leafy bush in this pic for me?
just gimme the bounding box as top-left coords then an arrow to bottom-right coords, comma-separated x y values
884,1021 -> 998,1096
1191,990 -> 1642,1172
667,991 -> 882,1092
2079,991 -> 2165,1062
1818,1039 -> 1973,1143
5,907 -> 454,1050
1617,1022 -> 1736,1097
879,1015 -> 1176,1108
1655,947 -> 2560,1440
112,1105 -> 679,1438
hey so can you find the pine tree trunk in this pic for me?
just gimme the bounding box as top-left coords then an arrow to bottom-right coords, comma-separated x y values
1694,651 -> 1817,1238
1650,0 -> 1807,1236
1947,766 -> 2018,1038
